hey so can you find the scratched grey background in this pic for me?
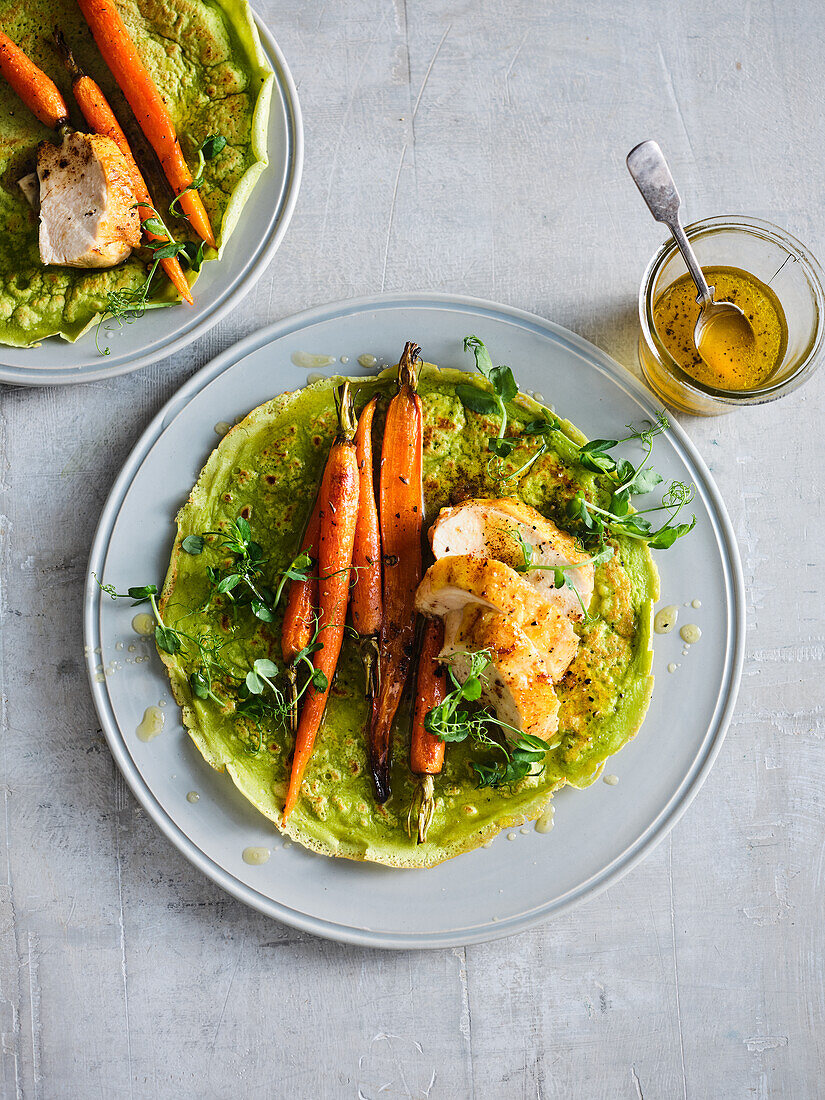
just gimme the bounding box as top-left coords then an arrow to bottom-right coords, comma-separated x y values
1,0 -> 823,1096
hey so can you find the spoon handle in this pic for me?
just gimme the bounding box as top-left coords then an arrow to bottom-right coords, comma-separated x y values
626,140 -> 713,306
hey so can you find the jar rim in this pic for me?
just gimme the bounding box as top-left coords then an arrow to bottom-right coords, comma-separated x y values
638,215 -> 825,404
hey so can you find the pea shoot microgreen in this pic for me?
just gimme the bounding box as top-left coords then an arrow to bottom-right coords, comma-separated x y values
185,516 -> 311,624
454,337 -> 695,552
509,530 -> 614,621
93,512 -> 323,756
169,134 -> 228,217
95,202 -> 202,356
424,651 -> 557,790
455,337 -> 567,481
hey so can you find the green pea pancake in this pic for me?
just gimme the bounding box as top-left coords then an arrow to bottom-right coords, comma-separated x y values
158,366 -> 659,868
0,0 -> 272,346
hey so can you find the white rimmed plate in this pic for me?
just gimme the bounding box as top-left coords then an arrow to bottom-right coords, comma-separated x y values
84,293 -> 744,948
0,18 -> 302,387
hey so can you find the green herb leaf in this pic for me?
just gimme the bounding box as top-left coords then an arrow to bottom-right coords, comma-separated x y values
142,217 -> 167,236
488,437 -> 514,458
246,670 -> 265,694
155,625 -> 182,655
455,385 -> 499,417
217,573 -> 241,594
127,584 -> 158,600
153,243 -> 186,261
181,535 -> 204,555
489,364 -> 518,402
201,134 -> 228,160
463,335 -> 494,378
647,517 -> 696,548
629,467 -> 664,495
253,659 -> 279,677
190,671 -> 209,699
180,240 -> 206,272
251,601 -> 275,622
311,669 -> 329,691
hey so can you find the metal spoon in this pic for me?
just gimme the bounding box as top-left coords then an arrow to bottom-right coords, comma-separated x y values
626,140 -> 756,370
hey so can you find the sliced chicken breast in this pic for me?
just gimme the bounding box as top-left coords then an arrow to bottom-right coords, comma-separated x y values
37,132 -> 141,268
430,497 -> 595,621
416,554 -> 547,621
440,606 -> 561,741
416,554 -> 579,682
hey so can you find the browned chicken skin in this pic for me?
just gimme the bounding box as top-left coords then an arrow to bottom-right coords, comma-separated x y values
416,497 -> 594,742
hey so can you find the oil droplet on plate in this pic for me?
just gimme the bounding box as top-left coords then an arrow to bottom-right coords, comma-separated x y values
306,371 -> 326,384
214,421 -> 232,437
136,705 -> 165,743
507,832 -> 518,841
533,391 -> 546,404
691,599 -> 702,609
667,662 -> 679,673
535,806 -> 555,833
680,623 -> 702,644
654,605 -> 679,634
603,773 -> 619,786
242,846 -> 271,865
291,351 -> 335,370
132,612 -> 155,636
357,353 -> 378,369
186,791 -> 200,804
340,355 -> 349,364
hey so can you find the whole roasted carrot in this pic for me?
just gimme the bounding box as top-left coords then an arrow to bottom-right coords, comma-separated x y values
75,0 -> 217,247
409,617 -> 447,843
0,30 -> 68,129
54,33 -> 193,304
368,342 -> 424,802
280,497 -> 321,733
351,396 -> 382,695
283,383 -> 360,821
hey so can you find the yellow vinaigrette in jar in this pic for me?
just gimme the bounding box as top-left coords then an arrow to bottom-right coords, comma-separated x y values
652,266 -> 788,390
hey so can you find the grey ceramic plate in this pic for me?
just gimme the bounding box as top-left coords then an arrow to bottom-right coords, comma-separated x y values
0,18 -> 302,387
84,293 -> 745,948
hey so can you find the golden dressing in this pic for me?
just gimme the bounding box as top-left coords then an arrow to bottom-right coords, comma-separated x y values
654,605 -> 679,634
653,266 -> 787,390
131,612 -> 155,636
680,623 -> 702,644
136,705 -> 165,743
242,846 -> 271,865
290,351 -> 335,369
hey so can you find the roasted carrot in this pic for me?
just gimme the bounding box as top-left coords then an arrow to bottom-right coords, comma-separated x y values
280,497 -> 321,733
53,33 -> 193,304
0,30 -> 69,129
75,0 -> 217,247
409,617 -> 447,843
283,383 -> 360,821
410,618 -> 447,776
351,396 -> 382,698
368,342 -> 424,802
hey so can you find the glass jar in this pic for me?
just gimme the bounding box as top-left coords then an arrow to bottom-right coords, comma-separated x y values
638,216 -> 825,415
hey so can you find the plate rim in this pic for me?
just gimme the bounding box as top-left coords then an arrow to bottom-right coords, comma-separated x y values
0,17 -> 303,388
84,291 -> 746,948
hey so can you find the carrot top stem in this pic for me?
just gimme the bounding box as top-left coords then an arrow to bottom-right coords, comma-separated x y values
335,379 -> 358,441
398,341 -> 421,391
408,775 -> 436,845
